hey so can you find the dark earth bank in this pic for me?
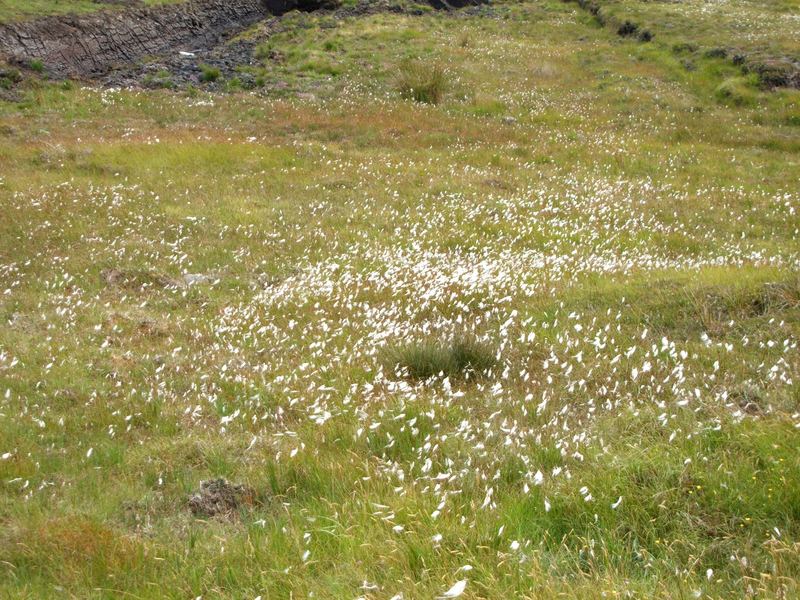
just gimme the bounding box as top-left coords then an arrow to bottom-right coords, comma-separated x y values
0,0 -> 488,89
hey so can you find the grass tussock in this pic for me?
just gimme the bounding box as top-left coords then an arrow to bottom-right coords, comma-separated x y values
395,60 -> 448,105
386,335 -> 497,380
199,64 -> 221,83
715,75 -> 759,106
691,273 -> 800,333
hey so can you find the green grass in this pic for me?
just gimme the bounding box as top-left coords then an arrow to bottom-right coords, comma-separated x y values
386,336 -> 497,380
199,64 -> 221,84
395,59 -> 449,104
0,0 -> 182,21
0,0 -> 799,597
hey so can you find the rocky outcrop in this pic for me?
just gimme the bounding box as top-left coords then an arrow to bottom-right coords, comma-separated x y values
0,0 -> 336,78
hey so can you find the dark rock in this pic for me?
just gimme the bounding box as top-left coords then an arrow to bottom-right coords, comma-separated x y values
188,478 -> 257,517
0,0 -> 335,79
704,47 -> 728,59
617,20 -> 638,37
748,57 -> 800,89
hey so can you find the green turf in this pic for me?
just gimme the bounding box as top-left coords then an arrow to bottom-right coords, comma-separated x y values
0,0 -> 181,22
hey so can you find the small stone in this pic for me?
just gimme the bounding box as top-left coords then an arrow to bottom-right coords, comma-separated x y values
101,268 -> 124,286
742,402 -> 761,415
188,478 -> 256,517
183,273 -> 213,286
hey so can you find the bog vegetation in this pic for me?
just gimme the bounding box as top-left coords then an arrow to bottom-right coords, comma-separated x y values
0,0 -> 799,598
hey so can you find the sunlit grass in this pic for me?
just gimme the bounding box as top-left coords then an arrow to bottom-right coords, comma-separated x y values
0,0 -> 182,21
386,335 -> 497,380
0,0 -> 798,597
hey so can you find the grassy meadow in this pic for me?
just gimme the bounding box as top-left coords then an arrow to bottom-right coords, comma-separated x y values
1,0 -> 799,598
0,0 -> 180,21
